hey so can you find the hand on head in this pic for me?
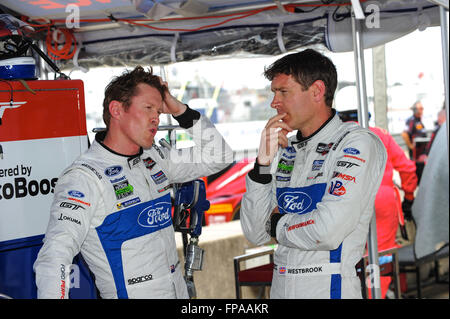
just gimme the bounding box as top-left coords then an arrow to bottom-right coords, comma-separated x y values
159,78 -> 187,117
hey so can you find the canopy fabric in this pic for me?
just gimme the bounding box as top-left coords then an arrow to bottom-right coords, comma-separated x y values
0,0 -> 442,69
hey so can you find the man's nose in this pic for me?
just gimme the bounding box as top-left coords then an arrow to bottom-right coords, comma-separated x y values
151,115 -> 159,125
271,96 -> 280,109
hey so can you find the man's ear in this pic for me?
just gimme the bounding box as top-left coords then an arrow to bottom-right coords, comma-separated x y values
109,100 -> 123,120
311,80 -> 326,103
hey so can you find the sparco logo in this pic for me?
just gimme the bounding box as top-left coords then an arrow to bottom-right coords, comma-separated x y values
137,202 -> 171,228
128,274 -> 153,285
278,191 -> 312,214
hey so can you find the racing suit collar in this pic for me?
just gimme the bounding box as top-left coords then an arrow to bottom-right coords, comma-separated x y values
294,109 -> 337,143
94,130 -> 143,160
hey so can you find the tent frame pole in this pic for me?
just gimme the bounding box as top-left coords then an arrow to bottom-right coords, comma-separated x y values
351,10 -> 381,299
439,6 -> 449,161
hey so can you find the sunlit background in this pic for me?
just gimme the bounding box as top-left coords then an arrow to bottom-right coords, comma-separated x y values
68,26 -> 445,157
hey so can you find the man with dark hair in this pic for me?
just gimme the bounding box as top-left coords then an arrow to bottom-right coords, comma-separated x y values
34,66 -> 233,299
401,101 -> 427,181
240,49 -> 387,299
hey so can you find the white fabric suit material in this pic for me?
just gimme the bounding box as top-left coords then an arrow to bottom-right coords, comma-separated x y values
241,113 -> 387,299
34,115 -> 232,299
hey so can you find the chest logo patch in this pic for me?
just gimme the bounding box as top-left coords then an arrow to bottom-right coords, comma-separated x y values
277,191 -> 312,214
137,201 -> 172,228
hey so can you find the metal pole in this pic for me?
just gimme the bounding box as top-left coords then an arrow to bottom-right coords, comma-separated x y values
372,45 -> 389,131
352,18 -> 370,127
159,65 -> 177,147
439,7 -> 449,161
38,40 -> 49,80
351,12 -> 381,299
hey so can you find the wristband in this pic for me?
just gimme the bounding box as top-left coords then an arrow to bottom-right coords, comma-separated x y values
265,213 -> 283,238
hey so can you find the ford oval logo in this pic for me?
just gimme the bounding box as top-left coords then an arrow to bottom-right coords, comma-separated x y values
278,191 -> 312,214
68,190 -> 84,198
104,165 -> 122,177
343,147 -> 360,155
138,202 -> 172,228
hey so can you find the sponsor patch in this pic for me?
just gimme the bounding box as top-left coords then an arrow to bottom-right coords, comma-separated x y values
143,157 -> 156,170
336,160 -> 360,168
295,141 -> 308,149
113,179 -> 134,200
343,147 -> 360,155
104,165 -> 122,177
276,184 -> 326,216
128,274 -> 153,285
60,201 -> 85,210
157,184 -> 172,193
68,190 -> 84,198
151,170 -> 168,185
128,156 -> 141,169
285,146 -> 296,153
312,160 -> 324,171
276,176 -> 291,182
281,146 -> 297,159
316,143 -> 334,155
328,180 -> 346,196
277,190 -> 312,214
287,219 -> 314,231
81,163 -> 102,180
58,213 -> 81,225
137,200 -> 172,228
281,152 -> 296,159
332,171 -> 356,183
110,175 -> 126,184
307,172 -> 323,180
117,197 -> 141,209
277,159 -> 294,174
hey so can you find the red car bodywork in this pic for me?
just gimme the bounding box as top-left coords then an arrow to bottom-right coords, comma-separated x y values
204,158 -> 255,225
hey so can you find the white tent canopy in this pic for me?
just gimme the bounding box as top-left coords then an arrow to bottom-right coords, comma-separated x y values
0,0 -> 443,68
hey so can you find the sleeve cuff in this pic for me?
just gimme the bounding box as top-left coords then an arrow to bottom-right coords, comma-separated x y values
248,160 -> 272,184
270,213 -> 283,238
173,105 -> 201,129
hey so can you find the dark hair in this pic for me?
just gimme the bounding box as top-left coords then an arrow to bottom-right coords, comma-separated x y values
102,66 -> 166,127
338,109 -> 372,122
264,49 -> 337,107
411,100 -> 423,113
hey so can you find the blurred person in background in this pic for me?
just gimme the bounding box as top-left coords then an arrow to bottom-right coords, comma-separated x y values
425,103 -> 446,155
401,101 -> 427,183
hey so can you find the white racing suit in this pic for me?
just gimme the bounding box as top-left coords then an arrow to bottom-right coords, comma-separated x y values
241,112 -> 387,299
34,110 -> 233,299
